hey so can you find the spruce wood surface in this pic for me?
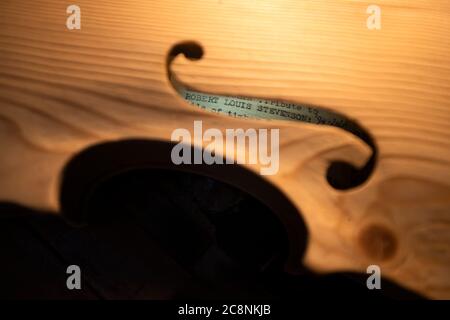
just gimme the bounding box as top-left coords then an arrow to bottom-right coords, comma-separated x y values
0,0 -> 449,298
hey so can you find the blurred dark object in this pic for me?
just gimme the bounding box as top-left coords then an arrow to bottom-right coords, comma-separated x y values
0,170 -> 423,299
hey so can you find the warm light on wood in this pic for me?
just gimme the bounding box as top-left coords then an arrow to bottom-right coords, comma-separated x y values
0,0 -> 449,299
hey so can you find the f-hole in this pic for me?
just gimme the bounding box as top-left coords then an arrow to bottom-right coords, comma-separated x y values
167,41 -> 377,190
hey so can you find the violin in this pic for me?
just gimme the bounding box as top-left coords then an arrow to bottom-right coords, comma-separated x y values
0,0 -> 449,299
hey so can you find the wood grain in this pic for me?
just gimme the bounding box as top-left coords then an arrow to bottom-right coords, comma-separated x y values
0,0 -> 449,298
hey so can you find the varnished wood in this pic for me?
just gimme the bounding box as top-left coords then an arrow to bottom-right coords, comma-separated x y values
0,0 -> 449,298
